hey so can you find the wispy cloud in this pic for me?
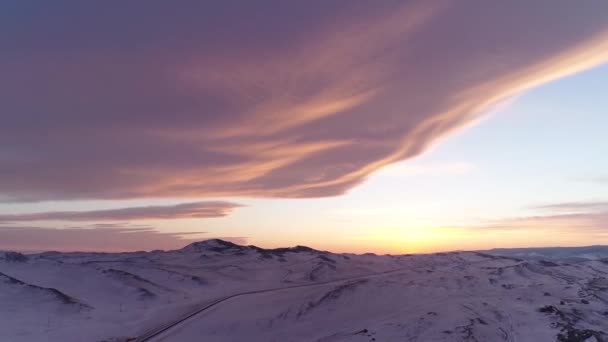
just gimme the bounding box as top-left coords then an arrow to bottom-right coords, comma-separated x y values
479,212 -> 608,233
530,201 -> 608,213
0,201 -> 243,222
469,200 -> 608,235
377,161 -> 476,177
0,224 -> 248,252
575,176 -> 608,184
1,2 -> 607,201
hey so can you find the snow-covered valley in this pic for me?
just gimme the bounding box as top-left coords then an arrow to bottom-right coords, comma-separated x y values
1,240 -> 607,341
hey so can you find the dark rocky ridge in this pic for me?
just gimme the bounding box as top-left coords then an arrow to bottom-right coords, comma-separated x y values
0,251 -> 28,262
182,239 -> 326,258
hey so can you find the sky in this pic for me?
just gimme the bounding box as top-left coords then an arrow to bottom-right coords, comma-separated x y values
1,1 -> 607,254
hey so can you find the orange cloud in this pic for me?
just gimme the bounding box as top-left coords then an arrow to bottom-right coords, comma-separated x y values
1,1 -> 607,201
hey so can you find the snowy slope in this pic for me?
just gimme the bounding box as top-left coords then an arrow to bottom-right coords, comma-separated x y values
1,241 -> 607,341
154,252 -> 608,342
485,246 -> 608,263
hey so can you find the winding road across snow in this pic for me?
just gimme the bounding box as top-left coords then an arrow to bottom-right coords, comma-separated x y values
134,268 -> 408,341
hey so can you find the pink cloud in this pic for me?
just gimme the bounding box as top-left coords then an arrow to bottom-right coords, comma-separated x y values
468,200 -> 608,234
1,2 -> 608,201
0,201 -> 242,222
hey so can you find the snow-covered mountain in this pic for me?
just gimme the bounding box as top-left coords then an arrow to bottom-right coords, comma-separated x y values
485,245 -> 608,263
1,240 -> 607,341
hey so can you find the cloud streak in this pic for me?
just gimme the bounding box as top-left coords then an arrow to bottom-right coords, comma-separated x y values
531,201 -> 608,213
468,200 -> 608,235
1,1 -> 608,201
480,212 -> 608,233
0,224 -> 248,252
377,161 -> 476,177
0,201 -> 242,222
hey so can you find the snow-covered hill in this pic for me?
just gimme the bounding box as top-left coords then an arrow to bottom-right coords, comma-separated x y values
485,245 -> 608,263
1,240 -> 607,341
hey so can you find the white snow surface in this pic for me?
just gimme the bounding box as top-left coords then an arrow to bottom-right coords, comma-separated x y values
1,240 -> 607,342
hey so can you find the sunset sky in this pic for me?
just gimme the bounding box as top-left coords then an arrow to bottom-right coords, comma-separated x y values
1,1 -> 607,253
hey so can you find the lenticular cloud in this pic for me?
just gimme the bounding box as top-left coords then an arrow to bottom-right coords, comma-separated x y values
1,1 -> 608,201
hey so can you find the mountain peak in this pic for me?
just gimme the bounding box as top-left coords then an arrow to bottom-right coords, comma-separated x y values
181,239 -> 244,253
179,239 -> 323,257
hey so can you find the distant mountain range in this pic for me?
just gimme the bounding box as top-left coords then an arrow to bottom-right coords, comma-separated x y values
485,245 -> 608,262
1,240 -> 607,341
